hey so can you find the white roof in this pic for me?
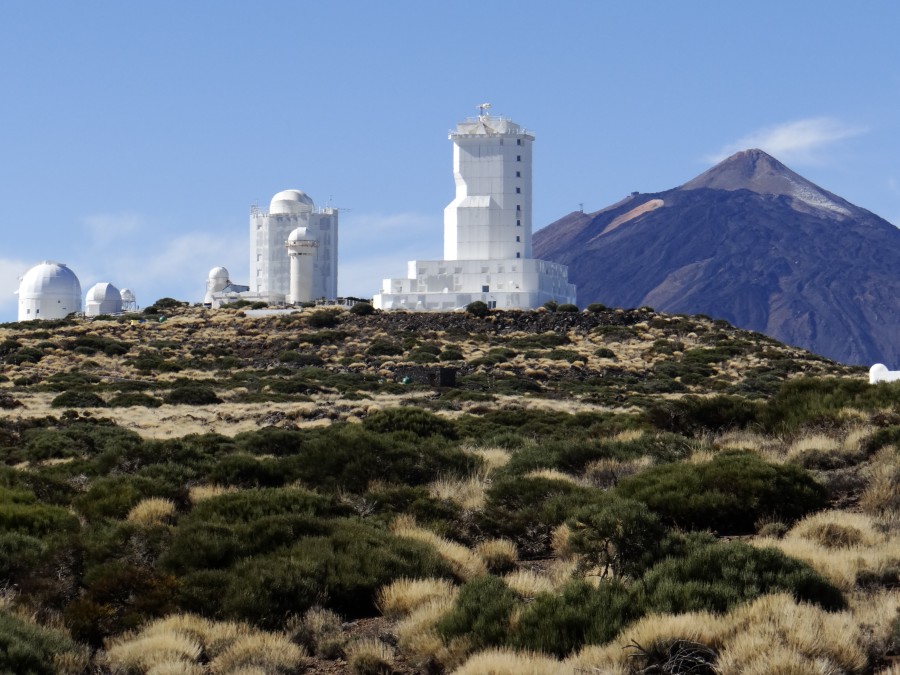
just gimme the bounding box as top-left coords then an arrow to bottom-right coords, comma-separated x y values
86,282 -> 121,303
270,189 -> 315,215
209,266 -> 229,280
120,288 -> 136,302
287,226 -> 314,242
17,261 -> 81,300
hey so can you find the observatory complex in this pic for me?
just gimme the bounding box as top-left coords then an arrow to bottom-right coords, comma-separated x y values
15,262 -> 135,321
204,189 -> 338,308
373,106 -> 575,310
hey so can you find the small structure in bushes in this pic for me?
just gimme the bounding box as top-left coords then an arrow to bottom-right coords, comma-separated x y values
394,366 -> 457,387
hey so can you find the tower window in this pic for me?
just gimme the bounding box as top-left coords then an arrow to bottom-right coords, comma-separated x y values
516,171 -> 521,177
516,138 -> 522,145
516,252 -> 521,258
482,285 -> 490,293
516,235 -> 520,242
517,220 -> 521,226
516,187 -> 521,194
516,155 -> 521,162
516,205 -> 521,211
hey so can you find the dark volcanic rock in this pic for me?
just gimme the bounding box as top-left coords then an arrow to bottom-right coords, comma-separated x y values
534,149 -> 900,366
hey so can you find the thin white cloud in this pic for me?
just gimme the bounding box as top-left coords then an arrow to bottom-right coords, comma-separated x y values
81,212 -> 143,242
708,117 -> 865,164
339,211 -> 441,298
0,258 -> 34,320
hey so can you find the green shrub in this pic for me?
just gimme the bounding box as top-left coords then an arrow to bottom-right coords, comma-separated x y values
511,580 -> 634,656
437,576 -> 518,650
644,395 -> 762,436
586,303 -> 607,313
278,350 -> 324,366
212,521 -> 449,624
366,340 -> 404,357
542,300 -> 558,312
308,309 -> 341,328
107,392 -> 162,408
568,497 -> 666,579
50,390 -> 106,408
0,610 -> 85,675
363,407 -> 457,439
164,384 -> 221,405
637,540 -> 845,614
465,301 -> 489,318
615,451 -> 827,534
594,347 -> 616,359
349,302 -> 375,316
557,303 -> 579,313
7,347 -> 44,365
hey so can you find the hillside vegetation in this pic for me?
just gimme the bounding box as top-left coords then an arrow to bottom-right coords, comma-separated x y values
0,304 -> 898,674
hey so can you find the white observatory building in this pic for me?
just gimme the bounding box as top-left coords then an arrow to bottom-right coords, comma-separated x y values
16,262 -> 82,321
85,282 -> 123,316
373,106 -> 575,310
250,190 -> 338,302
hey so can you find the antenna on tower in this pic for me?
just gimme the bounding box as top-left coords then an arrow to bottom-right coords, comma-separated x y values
477,102 -> 492,118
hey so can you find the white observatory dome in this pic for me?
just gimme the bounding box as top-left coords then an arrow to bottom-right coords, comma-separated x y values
288,226 -> 315,242
270,189 -> 315,215
209,266 -> 229,282
17,261 -> 82,321
85,282 -> 122,316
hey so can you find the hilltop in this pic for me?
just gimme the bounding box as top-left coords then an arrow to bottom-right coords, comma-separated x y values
534,149 -> 900,366
0,304 -> 898,675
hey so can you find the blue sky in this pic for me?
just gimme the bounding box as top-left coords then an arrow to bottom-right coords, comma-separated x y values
2,1 -> 899,320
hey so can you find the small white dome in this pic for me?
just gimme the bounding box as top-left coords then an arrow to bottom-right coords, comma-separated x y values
86,282 -> 120,304
270,189 -> 315,215
120,288 -> 136,303
17,261 -> 82,321
288,226 -> 314,242
85,282 -> 123,316
209,266 -> 229,281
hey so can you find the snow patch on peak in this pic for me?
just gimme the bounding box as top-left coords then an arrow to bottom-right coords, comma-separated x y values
785,177 -> 852,217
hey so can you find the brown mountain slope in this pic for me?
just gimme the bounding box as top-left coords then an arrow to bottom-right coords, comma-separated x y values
534,149 -> 900,366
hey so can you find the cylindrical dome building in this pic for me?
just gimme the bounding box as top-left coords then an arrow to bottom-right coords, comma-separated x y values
85,282 -> 123,317
205,266 -> 230,304
17,262 -> 82,321
286,227 -> 318,304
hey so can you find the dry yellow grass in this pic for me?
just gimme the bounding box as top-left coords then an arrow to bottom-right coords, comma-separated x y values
395,596 -> 464,670
462,445 -> 510,471
502,569 -> 556,598
345,638 -> 394,674
753,511 -> 900,591
428,473 -> 489,510
188,484 -> 237,503
451,648 -> 563,675
524,468 -> 583,485
104,632 -> 202,673
126,497 -> 176,525
475,538 -> 518,571
718,593 -> 868,674
550,523 -> 574,559
390,516 -> 487,580
377,577 -> 457,618
145,662 -> 206,675
208,632 -> 307,674
860,446 -> 900,517
583,456 -> 652,488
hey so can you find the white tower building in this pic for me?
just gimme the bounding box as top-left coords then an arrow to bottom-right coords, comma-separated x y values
286,227 -> 318,304
85,282 -> 123,316
373,107 -> 575,310
250,190 -> 338,302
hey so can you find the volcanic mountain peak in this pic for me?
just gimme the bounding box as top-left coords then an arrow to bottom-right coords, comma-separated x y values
681,148 -> 853,217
